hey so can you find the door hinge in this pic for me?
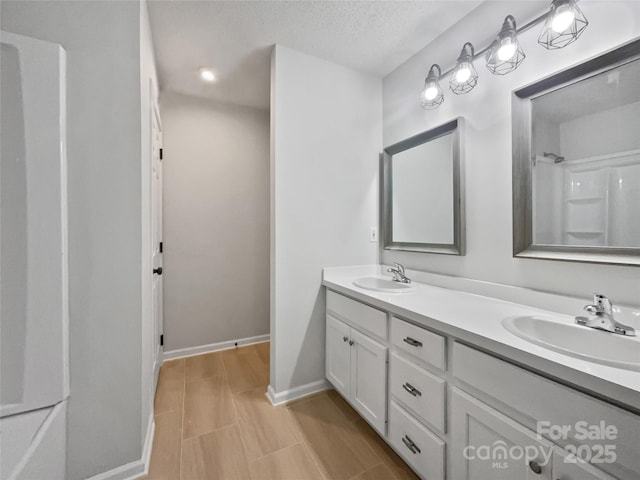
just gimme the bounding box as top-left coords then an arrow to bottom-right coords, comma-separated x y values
159,241 -> 163,253
159,148 -> 163,160
160,334 -> 164,346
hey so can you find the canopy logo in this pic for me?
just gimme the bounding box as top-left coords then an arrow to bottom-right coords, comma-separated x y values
462,421 -> 619,470
462,440 -> 553,470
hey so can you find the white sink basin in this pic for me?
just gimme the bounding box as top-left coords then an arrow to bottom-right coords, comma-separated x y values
353,276 -> 413,293
503,315 -> 640,371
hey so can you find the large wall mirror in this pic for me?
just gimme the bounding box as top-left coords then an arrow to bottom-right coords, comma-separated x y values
513,39 -> 640,265
382,118 -> 464,255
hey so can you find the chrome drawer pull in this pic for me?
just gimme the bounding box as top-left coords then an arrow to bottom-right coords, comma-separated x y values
402,382 -> 422,397
403,337 -> 422,347
402,435 -> 421,454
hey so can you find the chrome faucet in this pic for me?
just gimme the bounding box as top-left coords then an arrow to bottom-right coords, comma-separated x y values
387,263 -> 411,284
575,293 -> 636,336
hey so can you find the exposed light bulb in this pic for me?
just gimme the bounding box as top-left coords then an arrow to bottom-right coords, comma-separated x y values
551,5 -> 575,33
538,0 -> 588,49
497,40 -> 517,61
455,65 -> 472,83
423,86 -> 439,101
199,68 -> 216,82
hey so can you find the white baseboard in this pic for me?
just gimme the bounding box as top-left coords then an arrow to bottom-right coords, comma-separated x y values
86,414 -> 155,480
139,414 -> 155,477
267,379 -> 329,406
162,334 -> 270,361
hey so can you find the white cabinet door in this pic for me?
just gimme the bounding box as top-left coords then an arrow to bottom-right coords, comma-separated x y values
326,315 -> 351,398
552,447 -> 616,480
350,328 -> 387,434
451,388 -> 554,480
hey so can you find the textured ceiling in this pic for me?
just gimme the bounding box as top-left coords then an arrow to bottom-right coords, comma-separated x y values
147,1 -> 484,109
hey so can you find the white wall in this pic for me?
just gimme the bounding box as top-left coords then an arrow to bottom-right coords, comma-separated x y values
1,1 -> 150,478
270,45 -> 381,396
560,101 -> 640,160
161,92 -> 270,352
382,1 -> 640,306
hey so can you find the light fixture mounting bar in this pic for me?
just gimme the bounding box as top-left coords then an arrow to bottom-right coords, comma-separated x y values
439,9 -> 555,79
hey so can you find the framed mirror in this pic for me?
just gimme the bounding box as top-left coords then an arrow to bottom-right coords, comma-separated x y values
513,39 -> 640,266
382,118 -> 464,255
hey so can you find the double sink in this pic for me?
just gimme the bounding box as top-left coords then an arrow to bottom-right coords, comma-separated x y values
352,275 -> 640,372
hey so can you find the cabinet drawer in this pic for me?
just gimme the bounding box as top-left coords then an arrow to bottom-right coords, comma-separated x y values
326,291 -> 387,340
391,316 -> 445,371
389,401 -> 445,480
453,342 -> 640,480
390,352 -> 445,433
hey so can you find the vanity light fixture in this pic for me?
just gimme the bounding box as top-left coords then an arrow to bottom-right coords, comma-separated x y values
418,0 -> 589,110
450,43 -> 478,95
199,68 -> 216,82
486,16 -> 526,75
538,0 -> 588,50
420,64 -> 444,110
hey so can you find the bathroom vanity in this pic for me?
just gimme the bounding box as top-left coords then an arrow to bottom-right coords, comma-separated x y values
323,266 -> 640,480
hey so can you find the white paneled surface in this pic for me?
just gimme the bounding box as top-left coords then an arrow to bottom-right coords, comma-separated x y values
609,160 -> 640,247
2,402 -> 67,480
0,30 -> 68,417
0,30 -> 68,480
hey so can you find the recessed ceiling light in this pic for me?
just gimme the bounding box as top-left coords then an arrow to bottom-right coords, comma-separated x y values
199,68 -> 216,82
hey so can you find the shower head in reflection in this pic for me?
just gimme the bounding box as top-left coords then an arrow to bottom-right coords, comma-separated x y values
543,152 -> 565,163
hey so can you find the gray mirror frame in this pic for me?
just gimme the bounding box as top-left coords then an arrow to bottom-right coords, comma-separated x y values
381,117 -> 465,255
512,38 -> 640,266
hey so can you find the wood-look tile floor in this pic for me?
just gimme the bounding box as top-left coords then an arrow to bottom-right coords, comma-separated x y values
145,342 -> 418,480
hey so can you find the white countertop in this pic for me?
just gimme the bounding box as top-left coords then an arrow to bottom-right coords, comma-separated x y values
322,265 -> 640,410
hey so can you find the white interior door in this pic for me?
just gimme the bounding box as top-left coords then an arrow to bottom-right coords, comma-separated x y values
151,103 -> 163,382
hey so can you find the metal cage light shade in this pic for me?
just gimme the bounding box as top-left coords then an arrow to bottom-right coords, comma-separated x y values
420,64 -> 444,109
486,15 -> 526,75
450,43 -> 478,94
538,0 -> 588,50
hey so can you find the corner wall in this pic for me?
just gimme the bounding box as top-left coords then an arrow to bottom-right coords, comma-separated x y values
382,1 -> 640,306
160,92 -> 270,353
270,45 -> 382,396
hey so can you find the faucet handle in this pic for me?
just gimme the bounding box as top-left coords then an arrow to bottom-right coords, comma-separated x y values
593,293 -> 613,314
393,262 -> 405,274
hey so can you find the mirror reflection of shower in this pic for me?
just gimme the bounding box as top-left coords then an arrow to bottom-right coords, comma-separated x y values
542,152 -> 565,163
531,58 -> 640,248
